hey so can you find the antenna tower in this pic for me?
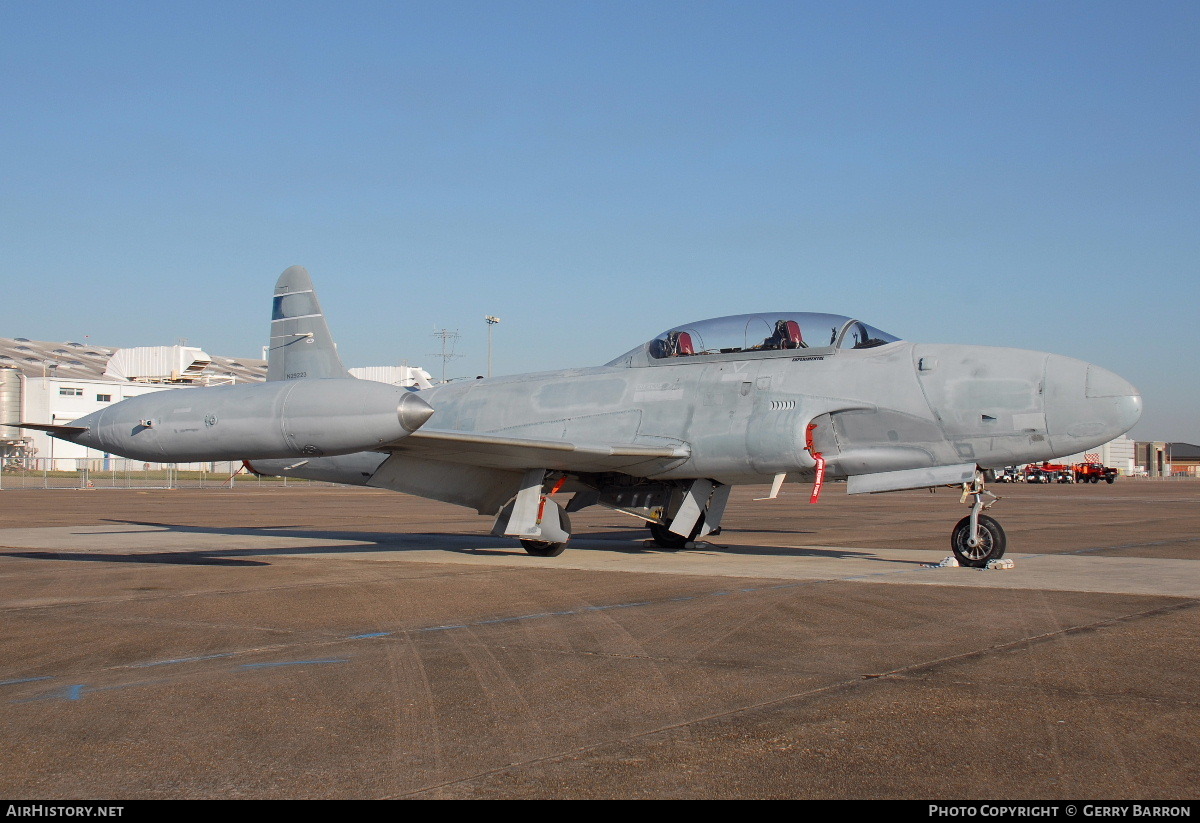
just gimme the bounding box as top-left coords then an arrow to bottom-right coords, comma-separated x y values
428,329 -> 463,383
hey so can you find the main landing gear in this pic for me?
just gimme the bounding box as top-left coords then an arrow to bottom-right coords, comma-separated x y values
647,517 -> 704,550
950,470 -> 1007,568
645,479 -> 728,550
520,539 -> 568,557
492,470 -> 573,557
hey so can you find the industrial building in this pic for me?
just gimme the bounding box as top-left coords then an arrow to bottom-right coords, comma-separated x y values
1136,441 -> 1200,478
0,336 -> 430,469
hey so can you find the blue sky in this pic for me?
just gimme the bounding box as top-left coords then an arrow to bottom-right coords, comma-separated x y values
2,0 -> 1196,442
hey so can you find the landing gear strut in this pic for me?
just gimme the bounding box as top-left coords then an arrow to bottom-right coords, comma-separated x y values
950,470 -> 1007,568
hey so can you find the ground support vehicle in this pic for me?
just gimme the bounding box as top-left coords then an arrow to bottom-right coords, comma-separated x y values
1073,462 -> 1118,484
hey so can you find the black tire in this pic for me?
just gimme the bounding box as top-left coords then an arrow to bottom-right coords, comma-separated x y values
648,517 -> 703,550
520,539 -> 567,557
950,514 -> 1007,568
1105,476 -> 1115,484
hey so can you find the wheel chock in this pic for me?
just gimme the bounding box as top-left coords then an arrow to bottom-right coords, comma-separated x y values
925,555 -> 960,568
640,540 -> 705,550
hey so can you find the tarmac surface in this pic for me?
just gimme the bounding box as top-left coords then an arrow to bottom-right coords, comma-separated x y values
1,480 -> 1197,799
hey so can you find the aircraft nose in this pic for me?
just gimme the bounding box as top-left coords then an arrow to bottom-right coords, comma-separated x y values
1086,363 -> 1142,432
1044,356 -> 1141,450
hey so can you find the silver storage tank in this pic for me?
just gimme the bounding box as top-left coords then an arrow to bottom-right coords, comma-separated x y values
0,367 -> 20,441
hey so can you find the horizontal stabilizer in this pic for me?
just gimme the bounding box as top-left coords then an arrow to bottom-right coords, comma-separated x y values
9,422 -> 89,440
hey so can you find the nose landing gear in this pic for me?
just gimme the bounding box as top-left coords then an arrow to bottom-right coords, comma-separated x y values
951,470 -> 1007,567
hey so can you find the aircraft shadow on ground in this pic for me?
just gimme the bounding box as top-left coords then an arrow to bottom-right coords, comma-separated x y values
0,518 -> 926,567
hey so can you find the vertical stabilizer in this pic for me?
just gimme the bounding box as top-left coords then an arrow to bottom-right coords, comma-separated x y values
267,266 -> 351,381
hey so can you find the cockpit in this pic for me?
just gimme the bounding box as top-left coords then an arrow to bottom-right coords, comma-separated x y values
646,313 -> 900,360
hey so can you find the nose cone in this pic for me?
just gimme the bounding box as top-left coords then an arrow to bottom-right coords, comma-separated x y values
1045,356 -> 1141,451
1086,364 -> 1142,432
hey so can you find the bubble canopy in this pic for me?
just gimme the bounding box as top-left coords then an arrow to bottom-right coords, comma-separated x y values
646,313 -> 900,360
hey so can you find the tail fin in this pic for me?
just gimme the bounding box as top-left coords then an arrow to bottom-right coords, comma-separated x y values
266,266 -> 351,381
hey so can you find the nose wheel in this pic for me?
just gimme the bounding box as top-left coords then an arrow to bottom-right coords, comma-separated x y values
951,513 -> 1006,567
951,471 -> 1007,567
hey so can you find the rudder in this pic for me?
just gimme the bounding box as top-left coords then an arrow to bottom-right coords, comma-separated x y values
266,266 -> 351,381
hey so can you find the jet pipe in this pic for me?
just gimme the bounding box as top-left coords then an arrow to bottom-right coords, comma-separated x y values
69,378 -> 434,463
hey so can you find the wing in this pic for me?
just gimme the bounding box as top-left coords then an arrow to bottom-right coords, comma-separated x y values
383,428 -> 690,474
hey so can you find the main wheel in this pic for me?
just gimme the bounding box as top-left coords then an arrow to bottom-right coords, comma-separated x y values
521,539 -> 567,557
647,517 -> 704,550
950,514 -> 1007,568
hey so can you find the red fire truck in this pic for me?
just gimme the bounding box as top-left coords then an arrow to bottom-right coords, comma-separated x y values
1072,462 -> 1118,484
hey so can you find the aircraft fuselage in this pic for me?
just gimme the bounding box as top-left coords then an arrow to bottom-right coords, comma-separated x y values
408,339 -> 1139,487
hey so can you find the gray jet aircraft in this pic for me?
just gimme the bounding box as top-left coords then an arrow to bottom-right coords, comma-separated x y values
20,266 -> 1142,567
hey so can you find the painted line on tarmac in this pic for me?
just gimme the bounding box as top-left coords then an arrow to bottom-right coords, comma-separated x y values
14,677 -> 178,702
131,653 -> 238,668
0,676 -> 54,687
14,683 -> 86,703
238,658 -> 349,669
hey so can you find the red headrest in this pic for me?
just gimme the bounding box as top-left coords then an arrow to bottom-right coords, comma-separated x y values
784,320 -> 803,348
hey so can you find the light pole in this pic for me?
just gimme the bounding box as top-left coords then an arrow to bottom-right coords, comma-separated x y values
485,316 -> 500,378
